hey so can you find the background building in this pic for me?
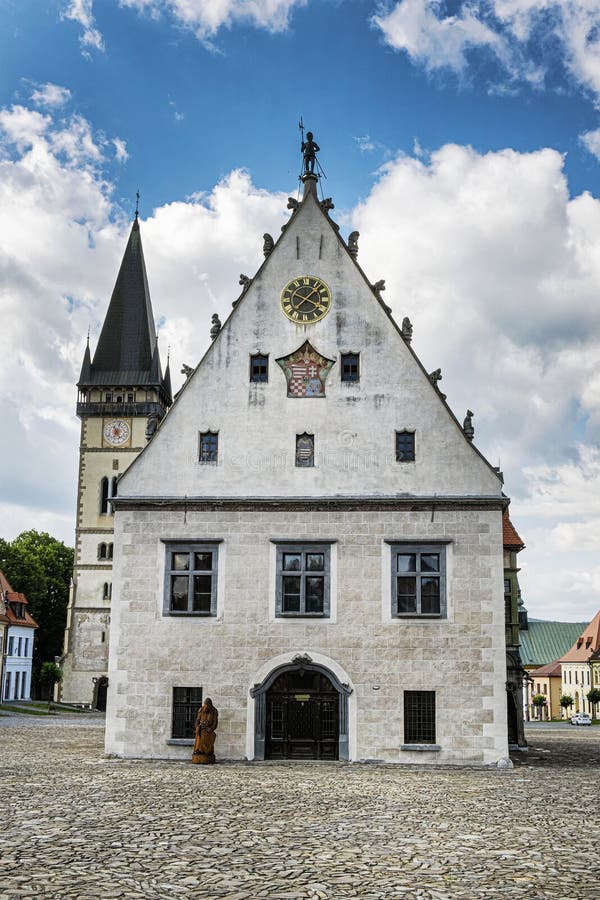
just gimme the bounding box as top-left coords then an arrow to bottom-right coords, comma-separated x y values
58,217 -> 171,705
1,571 -> 38,701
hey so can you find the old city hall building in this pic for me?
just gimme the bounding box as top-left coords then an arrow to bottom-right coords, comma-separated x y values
64,142 -> 513,765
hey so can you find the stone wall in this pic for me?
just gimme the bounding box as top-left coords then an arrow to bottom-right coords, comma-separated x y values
105,505 -> 508,765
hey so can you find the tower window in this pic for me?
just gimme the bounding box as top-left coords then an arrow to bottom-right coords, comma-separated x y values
100,477 -> 110,514
116,395 -> 123,403
396,431 -> 415,462
341,353 -> 360,382
127,392 -> 135,402
250,354 -> 269,382
98,543 -> 107,560
105,393 -> 112,402
296,433 -> 314,467
102,582 -> 112,600
111,476 -> 118,498
199,432 -> 218,463
107,543 -> 113,560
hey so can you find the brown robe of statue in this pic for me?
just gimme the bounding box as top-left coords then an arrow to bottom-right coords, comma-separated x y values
192,698 -> 218,765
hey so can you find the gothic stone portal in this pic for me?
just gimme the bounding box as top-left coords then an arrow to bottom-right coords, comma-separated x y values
251,661 -> 351,760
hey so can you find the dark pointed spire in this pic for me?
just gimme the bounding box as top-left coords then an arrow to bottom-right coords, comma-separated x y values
163,350 -> 172,404
89,218 -> 158,379
78,336 -> 92,385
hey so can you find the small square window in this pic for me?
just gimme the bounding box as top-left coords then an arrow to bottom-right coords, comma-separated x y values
341,353 -> 360,382
250,354 -> 268,382
296,433 -> 314,467
199,431 -> 218,463
404,691 -> 436,744
163,543 -> 219,616
396,431 -> 415,462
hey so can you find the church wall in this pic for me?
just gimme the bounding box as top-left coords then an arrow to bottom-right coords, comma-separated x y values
105,505 -> 508,766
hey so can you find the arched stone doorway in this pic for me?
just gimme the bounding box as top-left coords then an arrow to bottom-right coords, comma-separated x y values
250,655 -> 352,761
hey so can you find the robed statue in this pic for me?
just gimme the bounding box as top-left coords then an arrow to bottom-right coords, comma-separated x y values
192,698 -> 218,765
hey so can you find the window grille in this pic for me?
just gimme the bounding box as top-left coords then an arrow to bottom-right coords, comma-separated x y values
404,691 -> 436,744
172,686 -> 203,738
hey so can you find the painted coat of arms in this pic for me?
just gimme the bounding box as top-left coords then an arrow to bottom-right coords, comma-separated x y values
276,341 -> 335,398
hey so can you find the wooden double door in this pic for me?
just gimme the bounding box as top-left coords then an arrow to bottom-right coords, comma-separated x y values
265,669 -> 339,760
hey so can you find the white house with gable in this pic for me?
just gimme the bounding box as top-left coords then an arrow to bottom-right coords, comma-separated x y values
105,154 -> 510,766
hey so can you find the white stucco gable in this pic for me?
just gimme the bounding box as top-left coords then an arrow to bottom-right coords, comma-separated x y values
119,182 -> 502,501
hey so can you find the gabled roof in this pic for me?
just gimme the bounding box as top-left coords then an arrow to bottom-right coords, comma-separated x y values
520,619 -> 589,667
530,659 -> 562,678
78,218 -> 171,400
0,570 -> 38,630
503,510 -> 525,550
560,609 -> 600,662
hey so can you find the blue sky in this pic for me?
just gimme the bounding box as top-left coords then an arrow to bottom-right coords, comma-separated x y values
1,0 -> 600,622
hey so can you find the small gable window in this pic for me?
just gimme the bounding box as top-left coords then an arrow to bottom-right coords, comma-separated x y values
250,354 -> 268,383
296,433 -> 314,467
199,432 -> 218,463
341,353 -> 360,383
396,430 -> 415,462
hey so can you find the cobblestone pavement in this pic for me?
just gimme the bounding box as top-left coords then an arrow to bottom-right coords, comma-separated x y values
1,715 -> 598,900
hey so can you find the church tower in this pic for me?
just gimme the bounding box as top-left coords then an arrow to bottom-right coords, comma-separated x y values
60,215 -> 172,705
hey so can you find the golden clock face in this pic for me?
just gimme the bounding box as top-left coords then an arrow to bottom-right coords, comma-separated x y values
103,419 -> 130,446
280,275 -> 332,324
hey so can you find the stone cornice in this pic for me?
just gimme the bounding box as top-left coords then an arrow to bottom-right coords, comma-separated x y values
113,494 -> 508,513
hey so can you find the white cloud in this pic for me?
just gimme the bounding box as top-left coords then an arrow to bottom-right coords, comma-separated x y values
119,0 -> 309,40
372,0 -> 506,73
112,137 -> 129,163
61,0 -> 105,52
373,1 -> 600,99
30,83 -> 72,109
580,126 -> 600,159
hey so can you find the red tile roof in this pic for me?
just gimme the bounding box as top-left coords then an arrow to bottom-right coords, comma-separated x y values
0,569 -> 39,630
530,659 -> 562,677
503,510 -> 525,550
560,609 -> 600,662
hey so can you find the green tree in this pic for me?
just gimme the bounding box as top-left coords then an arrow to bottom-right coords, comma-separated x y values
0,531 -> 74,697
560,694 -> 574,719
532,693 -> 547,720
40,661 -> 63,711
587,688 -> 600,719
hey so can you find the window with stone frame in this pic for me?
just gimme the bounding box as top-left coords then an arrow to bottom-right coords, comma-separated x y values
163,542 -> 220,616
395,430 -> 415,462
199,431 -> 218,463
250,353 -> 269,383
389,543 -> 448,618
171,686 -> 203,739
341,352 -> 360,382
404,690 -> 436,744
275,543 -> 331,617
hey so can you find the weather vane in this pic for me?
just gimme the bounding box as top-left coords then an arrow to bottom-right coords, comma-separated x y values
135,190 -> 140,220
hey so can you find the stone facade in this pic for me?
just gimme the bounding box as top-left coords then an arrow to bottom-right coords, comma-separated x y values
106,174 -> 509,764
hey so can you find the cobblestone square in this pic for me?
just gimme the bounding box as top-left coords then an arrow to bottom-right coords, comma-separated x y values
1,715 -> 598,899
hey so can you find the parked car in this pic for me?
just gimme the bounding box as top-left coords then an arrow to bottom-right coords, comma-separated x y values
570,713 -> 592,726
